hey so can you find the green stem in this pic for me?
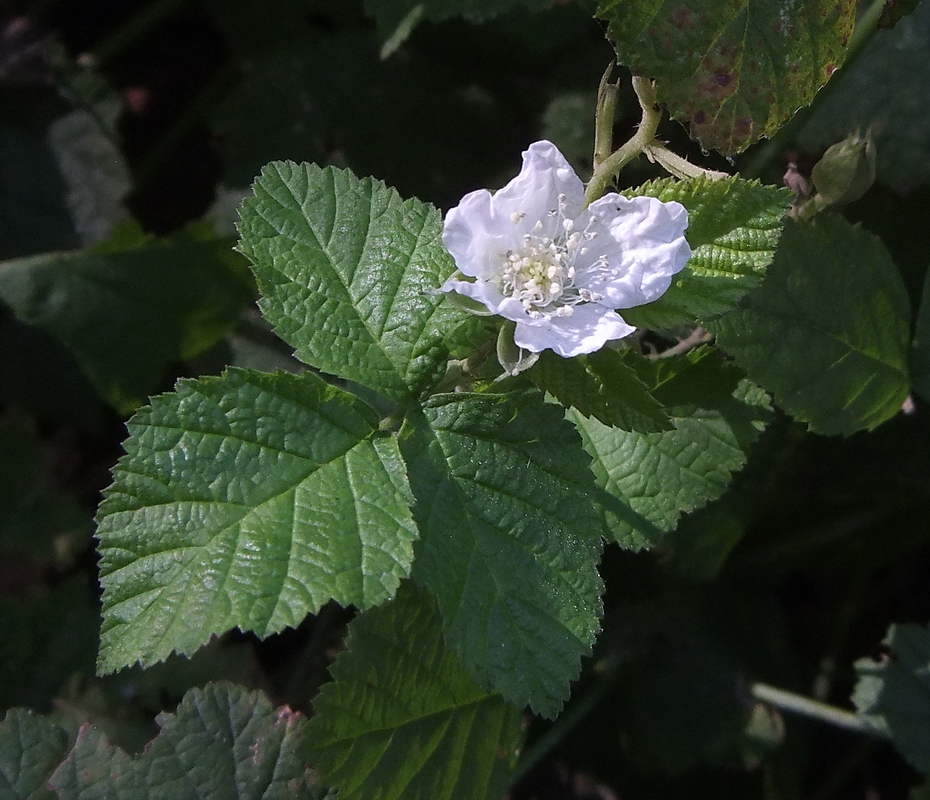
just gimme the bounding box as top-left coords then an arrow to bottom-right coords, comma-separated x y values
585,76 -> 662,205
749,683 -> 887,738
644,143 -> 728,181
593,61 -> 618,169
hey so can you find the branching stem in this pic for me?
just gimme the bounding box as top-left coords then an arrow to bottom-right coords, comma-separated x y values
585,74 -> 726,205
585,76 -> 662,205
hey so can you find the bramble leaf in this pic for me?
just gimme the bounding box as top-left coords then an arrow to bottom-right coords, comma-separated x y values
570,349 -> 772,550
400,391 -> 605,717
854,624 -> 930,772
711,215 -> 910,436
595,0 -> 856,153
237,161 -> 464,401
308,583 -> 523,800
528,348 -> 672,433
0,222 -> 254,414
11,683 -> 320,798
96,368 -> 418,673
622,176 -> 792,330
0,709 -> 70,800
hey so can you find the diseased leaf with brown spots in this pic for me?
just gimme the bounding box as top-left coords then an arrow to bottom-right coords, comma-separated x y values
596,0 -> 856,153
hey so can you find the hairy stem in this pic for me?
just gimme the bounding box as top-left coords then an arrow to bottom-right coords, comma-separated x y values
585,76 -> 662,205
645,143 -> 728,181
593,61 -> 619,168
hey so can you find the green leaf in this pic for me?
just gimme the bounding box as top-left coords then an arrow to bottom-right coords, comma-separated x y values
42,682 -> 319,798
912,266 -> 930,403
854,624 -> 930,772
595,0 -> 856,153
237,161 -> 464,401
0,709 -> 70,800
96,368 -> 418,673
308,583 -> 523,800
570,348 -> 772,550
798,2 -> 930,192
528,348 -> 672,433
710,215 -> 911,436
0,222 -> 255,414
621,176 -> 792,330
400,391 -> 605,717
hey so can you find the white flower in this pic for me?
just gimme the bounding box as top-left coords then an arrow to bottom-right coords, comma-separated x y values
441,140 -> 692,358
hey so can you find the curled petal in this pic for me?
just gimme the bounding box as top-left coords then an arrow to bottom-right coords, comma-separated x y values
582,194 -> 692,309
491,140 -> 586,235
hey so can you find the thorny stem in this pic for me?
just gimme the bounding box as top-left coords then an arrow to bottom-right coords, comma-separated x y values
585,74 -> 726,205
749,683 -> 888,738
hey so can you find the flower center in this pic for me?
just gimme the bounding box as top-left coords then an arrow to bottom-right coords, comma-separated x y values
499,196 -> 602,319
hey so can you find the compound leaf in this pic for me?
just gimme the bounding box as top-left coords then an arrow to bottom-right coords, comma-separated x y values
596,0 -> 856,153
622,176 -> 792,330
711,215 -> 910,436
238,161 -> 463,401
400,391 -> 605,718
308,583 -> 523,800
96,368 -> 418,673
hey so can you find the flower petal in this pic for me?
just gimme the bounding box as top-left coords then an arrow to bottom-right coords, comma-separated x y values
441,275 -> 508,312
579,194 -> 691,309
513,304 -> 636,357
490,140 -> 585,238
442,190 -> 514,280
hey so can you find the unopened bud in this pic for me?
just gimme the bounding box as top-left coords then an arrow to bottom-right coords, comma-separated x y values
811,130 -> 876,207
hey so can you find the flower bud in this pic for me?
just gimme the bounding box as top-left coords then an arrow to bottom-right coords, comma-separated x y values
811,130 -> 876,207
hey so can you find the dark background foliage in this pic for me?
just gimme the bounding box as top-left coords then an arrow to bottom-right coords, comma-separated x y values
2,1 -> 930,798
